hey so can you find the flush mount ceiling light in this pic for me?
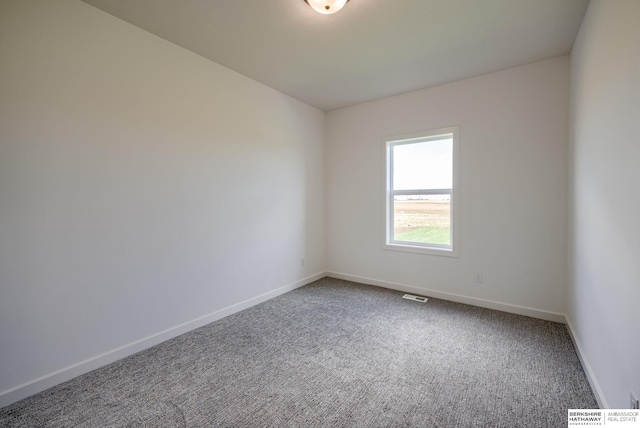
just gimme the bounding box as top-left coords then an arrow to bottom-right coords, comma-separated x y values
304,0 -> 350,15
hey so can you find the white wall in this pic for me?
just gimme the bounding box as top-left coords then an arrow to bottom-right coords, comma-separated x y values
326,57 -> 570,320
568,0 -> 640,409
0,0 -> 325,406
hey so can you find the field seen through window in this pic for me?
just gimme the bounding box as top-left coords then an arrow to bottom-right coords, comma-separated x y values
393,199 -> 451,245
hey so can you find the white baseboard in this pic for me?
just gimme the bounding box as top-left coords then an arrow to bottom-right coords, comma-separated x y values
326,271 -> 567,323
564,316 -> 607,409
0,272 -> 325,409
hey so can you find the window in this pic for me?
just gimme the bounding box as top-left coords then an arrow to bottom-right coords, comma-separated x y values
383,127 -> 458,256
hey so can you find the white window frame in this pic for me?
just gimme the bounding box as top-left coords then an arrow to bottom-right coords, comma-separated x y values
382,127 -> 459,257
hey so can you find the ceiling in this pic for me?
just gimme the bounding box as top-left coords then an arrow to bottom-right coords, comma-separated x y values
81,0 -> 590,111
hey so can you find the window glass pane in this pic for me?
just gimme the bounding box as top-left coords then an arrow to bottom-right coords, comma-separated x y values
392,137 -> 452,190
393,195 -> 451,245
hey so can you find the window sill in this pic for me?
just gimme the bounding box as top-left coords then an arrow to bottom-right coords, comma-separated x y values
382,242 -> 458,258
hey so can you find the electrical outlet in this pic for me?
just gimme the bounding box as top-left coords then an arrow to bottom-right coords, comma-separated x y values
474,273 -> 483,283
300,258 -> 305,268
631,392 -> 639,409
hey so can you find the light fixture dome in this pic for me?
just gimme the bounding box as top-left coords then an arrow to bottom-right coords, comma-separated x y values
304,0 -> 350,15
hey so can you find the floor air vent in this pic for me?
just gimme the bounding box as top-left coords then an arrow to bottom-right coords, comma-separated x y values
402,294 -> 428,303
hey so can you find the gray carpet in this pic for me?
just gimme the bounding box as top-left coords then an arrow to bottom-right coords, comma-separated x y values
0,277 -> 597,427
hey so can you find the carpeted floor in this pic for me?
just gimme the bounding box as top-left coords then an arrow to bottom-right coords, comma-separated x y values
0,277 -> 597,427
